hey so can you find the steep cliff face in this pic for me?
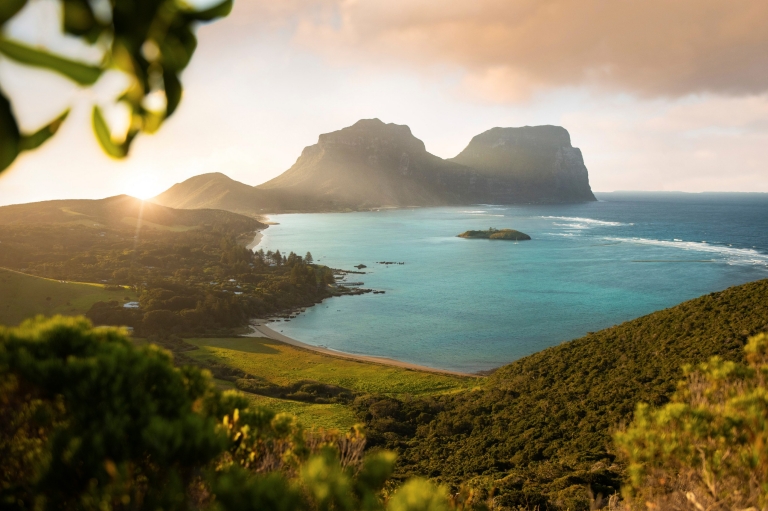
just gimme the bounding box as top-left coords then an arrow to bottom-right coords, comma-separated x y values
450,125 -> 596,202
256,119 -> 477,208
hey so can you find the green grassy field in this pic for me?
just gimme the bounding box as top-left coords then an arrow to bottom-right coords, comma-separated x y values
187,337 -> 477,396
215,378 -> 357,430
0,267 -> 137,326
188,337 -> 477,430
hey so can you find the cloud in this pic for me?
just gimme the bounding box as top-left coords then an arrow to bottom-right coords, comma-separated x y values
269,0 -> 768,101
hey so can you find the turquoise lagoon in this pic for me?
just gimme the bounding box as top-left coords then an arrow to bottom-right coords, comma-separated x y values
258,193 -> 768,373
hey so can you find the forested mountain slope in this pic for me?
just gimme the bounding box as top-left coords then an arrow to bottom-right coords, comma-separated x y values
356,278 -> 768,509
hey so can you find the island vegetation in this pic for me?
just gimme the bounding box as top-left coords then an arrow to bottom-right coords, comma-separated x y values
457,228 -> 531,240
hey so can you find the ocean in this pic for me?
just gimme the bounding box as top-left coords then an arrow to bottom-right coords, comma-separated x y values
257,192 -> 768,373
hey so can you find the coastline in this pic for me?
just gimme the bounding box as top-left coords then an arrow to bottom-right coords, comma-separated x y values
245,321 -> 478,378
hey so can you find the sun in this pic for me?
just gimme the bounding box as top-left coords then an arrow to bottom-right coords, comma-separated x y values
124,174 -> 161,200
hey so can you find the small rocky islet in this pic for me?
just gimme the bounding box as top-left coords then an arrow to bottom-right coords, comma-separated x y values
457,228 -> 531,240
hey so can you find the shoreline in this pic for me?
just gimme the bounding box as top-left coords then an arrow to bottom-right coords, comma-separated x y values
244,321 -> 478,378
246,231 -> 263,250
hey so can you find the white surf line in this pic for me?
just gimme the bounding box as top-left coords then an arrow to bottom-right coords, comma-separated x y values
542,216 -> 628,227
603,237 -> 768,267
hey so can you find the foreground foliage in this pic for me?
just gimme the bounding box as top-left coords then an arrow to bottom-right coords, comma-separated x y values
356,279 -> 768,510
616,332 -> 768,510
0,316 -> 465,511
0,0 -> 232,172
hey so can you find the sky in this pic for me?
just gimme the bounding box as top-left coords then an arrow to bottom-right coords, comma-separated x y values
0,0 -> 767,206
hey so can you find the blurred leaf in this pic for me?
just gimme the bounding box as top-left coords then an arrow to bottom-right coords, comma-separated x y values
62,0 -> 102,43
0,38 -> 102,85
181,0 -> 233,21
63,0 -> 94,34
0,89 -> 21,172
19,110 -> 70,152
142,109 -> 164,134
0,0 -> 27,25
92,106 -> 127,158
160,25 -> 197,71
163,70 -> 182,117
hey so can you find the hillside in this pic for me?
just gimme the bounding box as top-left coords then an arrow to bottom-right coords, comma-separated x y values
0,194 -> 264,232
450,125 -> 596,203
152,119 -> 596,214
356,278 -> 768,509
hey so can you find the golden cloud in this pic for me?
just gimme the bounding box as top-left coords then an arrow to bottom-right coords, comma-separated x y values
274,0 -> 768,100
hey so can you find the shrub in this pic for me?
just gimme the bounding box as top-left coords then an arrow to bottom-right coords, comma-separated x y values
615,333 -> 768,510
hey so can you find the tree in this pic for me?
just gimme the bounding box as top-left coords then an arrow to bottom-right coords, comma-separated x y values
0,0 -> 232,173
615,333 -> 768,510
305,252 -> 314,264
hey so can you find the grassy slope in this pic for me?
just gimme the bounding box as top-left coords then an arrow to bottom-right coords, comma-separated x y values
187,337 -> 475,430
187,337 -> 475,396
0,268 -> 137,326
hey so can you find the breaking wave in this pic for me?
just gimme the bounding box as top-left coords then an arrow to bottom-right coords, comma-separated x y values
542,216 -> 628,227
605,237 -> 768,268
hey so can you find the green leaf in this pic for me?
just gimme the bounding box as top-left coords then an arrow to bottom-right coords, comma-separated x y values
160,26 -> 197,71
182,0 -> 233,22
62,0 -> 103,43
63,0 -> 95,34
92,106 -> 126,158
19,110 -> 70,152
0,38 -> 102,85
0,89 -> 21,173
163,70 -> 182,118
0,0 -> 27,25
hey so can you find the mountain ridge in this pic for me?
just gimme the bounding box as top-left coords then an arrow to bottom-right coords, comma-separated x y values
152,119 -> 596,215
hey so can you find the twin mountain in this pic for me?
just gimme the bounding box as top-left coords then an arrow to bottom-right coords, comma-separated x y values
152,119 -> 596,215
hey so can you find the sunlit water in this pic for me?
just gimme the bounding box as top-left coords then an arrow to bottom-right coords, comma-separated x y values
258,193 -> 768,373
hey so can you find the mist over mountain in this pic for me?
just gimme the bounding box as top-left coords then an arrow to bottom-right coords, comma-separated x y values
152,119 -> 596,215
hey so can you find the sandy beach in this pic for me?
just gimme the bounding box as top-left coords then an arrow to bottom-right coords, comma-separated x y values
245,321 -> 477,378
246,231 -> 263,250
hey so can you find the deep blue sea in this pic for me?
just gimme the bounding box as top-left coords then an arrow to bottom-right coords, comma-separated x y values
258,192 -> 768,373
